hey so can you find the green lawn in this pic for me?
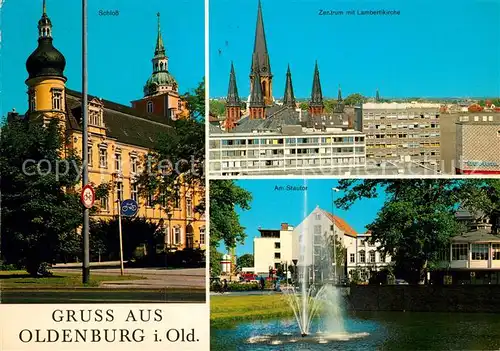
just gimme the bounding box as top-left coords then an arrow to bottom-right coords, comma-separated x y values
211,294 -> 293,328
0,270 -> 143,288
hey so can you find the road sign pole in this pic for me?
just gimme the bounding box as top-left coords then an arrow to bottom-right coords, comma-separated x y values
117,200 -> 125,276
82,0 -> 90,285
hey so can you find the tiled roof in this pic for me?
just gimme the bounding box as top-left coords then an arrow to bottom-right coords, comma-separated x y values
451,228 -> 500,243
65,89 -> 173,149
321,209 -> 358,238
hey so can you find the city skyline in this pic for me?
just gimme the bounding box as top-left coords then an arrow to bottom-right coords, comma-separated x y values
1,0 -> 204,120
210,0 -> 500,100
233,179 -> 386,256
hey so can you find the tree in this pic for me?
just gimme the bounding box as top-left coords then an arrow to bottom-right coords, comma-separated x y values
209,180 -> 252,249
89,217 -> 163,262
0,118 -> 82,276
182,78 -> 205,121
334,179 -> 474,284
136,78 -> 205,219
210,247 -> 223,278
299,102 -> 309,110
209,100 -> 226,117
237,253 -> 254,269
323,99 -> 338,113
344,93 -> 365,106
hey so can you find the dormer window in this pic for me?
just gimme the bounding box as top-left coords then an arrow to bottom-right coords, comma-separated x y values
88,99 -> 104,127
29,91 -> 36,111
147,101 -> 154,113
51,89 -> 63,110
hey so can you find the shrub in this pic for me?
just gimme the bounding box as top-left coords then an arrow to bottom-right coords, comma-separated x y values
0,260 -> 19,271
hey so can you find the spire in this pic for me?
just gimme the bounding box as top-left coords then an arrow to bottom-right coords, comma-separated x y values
283,64 -> 296,108
250,0 -> 271,77
155,12 -> 166,57
249,58 -> 264,107
310,61 -> 323,106
38,0 -> 52,39
226,62 -> 240,107
375,88 -> 380,102
337,85 -> 343,102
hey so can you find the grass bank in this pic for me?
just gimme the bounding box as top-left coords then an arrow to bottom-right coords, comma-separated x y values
0,270 -> 143,288
211,294 -> 293,328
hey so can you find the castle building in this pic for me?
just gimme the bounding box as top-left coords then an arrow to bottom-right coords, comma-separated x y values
23,1 -> 205,251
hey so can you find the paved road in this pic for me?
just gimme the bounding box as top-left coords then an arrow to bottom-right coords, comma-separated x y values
1,289 -> 205,303
52,267 -> 206,289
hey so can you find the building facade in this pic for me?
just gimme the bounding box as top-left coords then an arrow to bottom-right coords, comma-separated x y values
209,0 -> 366,176
253,223 -> 294,276
355,102 -> 442,169
209,128 -> 366,176
21,2 -> 205,251
455,114 -> 500,174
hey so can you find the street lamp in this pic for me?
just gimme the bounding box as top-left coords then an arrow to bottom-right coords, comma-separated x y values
331,187 -> 340,285
167,212 -> 173,252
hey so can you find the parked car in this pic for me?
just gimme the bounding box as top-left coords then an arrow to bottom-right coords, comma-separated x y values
395,279 -> 409,285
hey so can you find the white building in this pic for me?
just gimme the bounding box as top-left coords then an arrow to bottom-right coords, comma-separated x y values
253,223 -> 294,276
292,206 -> 390,283
209,127 -> 366,176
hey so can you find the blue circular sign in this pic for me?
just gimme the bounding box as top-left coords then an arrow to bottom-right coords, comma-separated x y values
121,199 -> 138,217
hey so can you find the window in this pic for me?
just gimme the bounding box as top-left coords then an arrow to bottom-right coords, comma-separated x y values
275,242 -> 281,249
174,227 -> 181,244
274,252 -> 281,259
87,146 -> 93,167
472,244 -> 488,260
116,182 -> 123,202
380,252 -> 386,263
200,227 -> 205,245
131,183 -> 138,202
369,250 -> 376,263
350,253 -> 355,263
130,156 -> 138,174
115,153 -> 122,171
314,225 -> 322,234
146,192 -> 153,207
52,89 -> 62,110
359,250 -> 366,263
30,93 -> 36,111
451,243 -> 468,260
147,101 -> 153,113
186,197 -> 193,218
100,196 -> 108,211
99,147 -> 107,168
315,213 -> 321,220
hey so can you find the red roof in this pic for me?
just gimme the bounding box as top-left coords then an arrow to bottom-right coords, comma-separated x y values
321,210 -> 358,238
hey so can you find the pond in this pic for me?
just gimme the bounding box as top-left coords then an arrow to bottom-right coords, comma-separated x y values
211,312 -> 500,350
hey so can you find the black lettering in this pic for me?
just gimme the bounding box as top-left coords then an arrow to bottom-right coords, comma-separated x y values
62,329 -> 72,342
75,329 -> 87,342
19,330 -> 32,343
132,329 -> 145,342
154,309 -> 162,322
104,329 -> 117,342
166,329 -> 180,342
67,310 -> 77,322
106,309 -> 114,322
120,329 -> 132,342
92,329 -> 101,342
47,329 -> 59,342
125,310 -> 137,322
35,329 -> 46,342
94,309 -> 103,322
81,310 -> 91,323
52,309 -> 63,322
185,329 -> 196,342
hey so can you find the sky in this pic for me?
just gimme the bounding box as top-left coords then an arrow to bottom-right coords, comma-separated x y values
1,0 -> 204,120
232,179 -> 387,256
209,0 -> 500,99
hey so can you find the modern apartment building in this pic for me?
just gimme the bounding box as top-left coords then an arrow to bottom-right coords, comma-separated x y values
253,223 -> 294,276
355,102 -> 442,169
209,127 -> 366,176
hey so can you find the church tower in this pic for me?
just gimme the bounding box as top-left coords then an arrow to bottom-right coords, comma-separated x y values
250,0 -> 273,106
309,61 -> 324,117
249,58 -> 266,119
25,0 -> 67,125
335,85 -> 345,113
225,62 -> 241,131
282,65 -> 296,108
143,12 -> 178,97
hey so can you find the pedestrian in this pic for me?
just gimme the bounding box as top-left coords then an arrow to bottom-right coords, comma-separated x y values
223,279 -> 228,293
260,276 -> 265,290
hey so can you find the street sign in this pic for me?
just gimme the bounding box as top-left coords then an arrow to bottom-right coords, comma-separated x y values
81,184 -> 95,209
121,199 -> 139,217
